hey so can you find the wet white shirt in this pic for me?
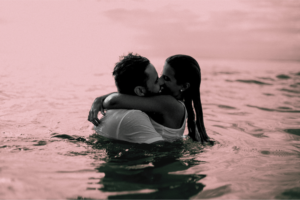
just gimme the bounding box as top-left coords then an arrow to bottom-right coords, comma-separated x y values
94,102 -> 187,144
94,109 -> 164,144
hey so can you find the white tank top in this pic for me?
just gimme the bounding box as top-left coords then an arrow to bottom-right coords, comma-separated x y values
150,101 -> 187,142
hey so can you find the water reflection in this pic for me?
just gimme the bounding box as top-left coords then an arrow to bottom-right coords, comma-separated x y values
91,135 -> 206,199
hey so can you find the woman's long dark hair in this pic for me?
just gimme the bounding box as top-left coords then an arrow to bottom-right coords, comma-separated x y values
166,55 -> 209,143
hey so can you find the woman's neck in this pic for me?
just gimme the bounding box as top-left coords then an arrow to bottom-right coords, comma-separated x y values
175,93 -> 184,101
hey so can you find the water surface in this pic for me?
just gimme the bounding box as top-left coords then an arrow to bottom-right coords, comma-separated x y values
1,59 -> 300,199
1,0 -> 300,199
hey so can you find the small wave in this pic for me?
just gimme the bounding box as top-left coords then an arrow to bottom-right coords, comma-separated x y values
275,187 -> 300,199
56,169 -> 96,173
247,105 -> 300,113
284,129 -> 300,136
258,77 -> 275,81
263,93 -> 275,96
227,112 -> 250,116
49,133 -> 212,160
278,106 -> 293,110
290,83 -> 300,88
215,71 -> 238,75
231,122 -> 268,138
260,150 -> 298,157
276,74 -> 291,79
218,105 -> 236,109
33,141 -> 47,146
280,88 -> 300,94
235,79 -> 272,85
232,147 -> 298,157
51,133 -> 86,141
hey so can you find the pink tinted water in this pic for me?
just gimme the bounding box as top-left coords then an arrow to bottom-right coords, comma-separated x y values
1,0 -> 300,199
1,58 -> 300,199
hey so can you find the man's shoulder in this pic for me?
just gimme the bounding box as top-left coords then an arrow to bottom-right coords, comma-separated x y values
105,109 -> 133,115
106,109 -> 145,115
104,109 -> 149,121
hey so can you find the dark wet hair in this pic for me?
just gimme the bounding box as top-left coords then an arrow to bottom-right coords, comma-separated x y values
113,53 -> 149,95
166,55 -> 209,143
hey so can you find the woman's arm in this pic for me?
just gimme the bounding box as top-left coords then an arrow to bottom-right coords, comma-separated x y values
88,92 -> 116,126
103,93 -> 180,115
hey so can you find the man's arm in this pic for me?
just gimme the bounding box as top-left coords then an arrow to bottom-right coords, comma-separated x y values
88,92 -> 116,126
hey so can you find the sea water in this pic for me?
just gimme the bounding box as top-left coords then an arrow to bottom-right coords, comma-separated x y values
1,59 -> 300,199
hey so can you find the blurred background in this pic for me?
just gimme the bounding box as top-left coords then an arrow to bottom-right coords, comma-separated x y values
1,0 -> 299,71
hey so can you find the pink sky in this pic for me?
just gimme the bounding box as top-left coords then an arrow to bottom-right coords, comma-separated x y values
0,0 -> 299,72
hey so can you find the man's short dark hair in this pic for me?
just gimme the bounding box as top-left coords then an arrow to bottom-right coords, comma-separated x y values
113,53 -> 150,95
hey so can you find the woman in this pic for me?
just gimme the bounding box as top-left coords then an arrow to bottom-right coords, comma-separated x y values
161,55 -> 209,142
90,55 -> 209,143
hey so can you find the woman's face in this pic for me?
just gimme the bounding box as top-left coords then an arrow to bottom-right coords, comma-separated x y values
161,62 -> 183,99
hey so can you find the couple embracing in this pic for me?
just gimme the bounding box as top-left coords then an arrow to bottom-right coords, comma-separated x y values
88,53 -> 209,144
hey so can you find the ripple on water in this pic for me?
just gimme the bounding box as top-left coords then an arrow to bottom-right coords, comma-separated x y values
259,149 -> 299,157
280,88 -> 300,94
258,77 -> 275,81
277,106 -> 293,110
218,105 -> 236,109
284,129 -> 300,137
235,79 -> 272,85
231,122 -> 269,138
290,83 -> 300,88
33,141 -> 47,146
247,105 -> 300,113
188,184 -> 232,199
263,93 -> 275,96
275,187 -> 300,199
215,105 -> 249,116
276,74 -> 291,79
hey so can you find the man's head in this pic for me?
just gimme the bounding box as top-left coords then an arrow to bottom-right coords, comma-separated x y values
113,53 -> 163,96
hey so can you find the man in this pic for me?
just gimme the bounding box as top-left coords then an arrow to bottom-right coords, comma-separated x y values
88,53 -> 165,144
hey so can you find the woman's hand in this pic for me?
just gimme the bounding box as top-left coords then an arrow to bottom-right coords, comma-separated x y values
88,92 -> 116,126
